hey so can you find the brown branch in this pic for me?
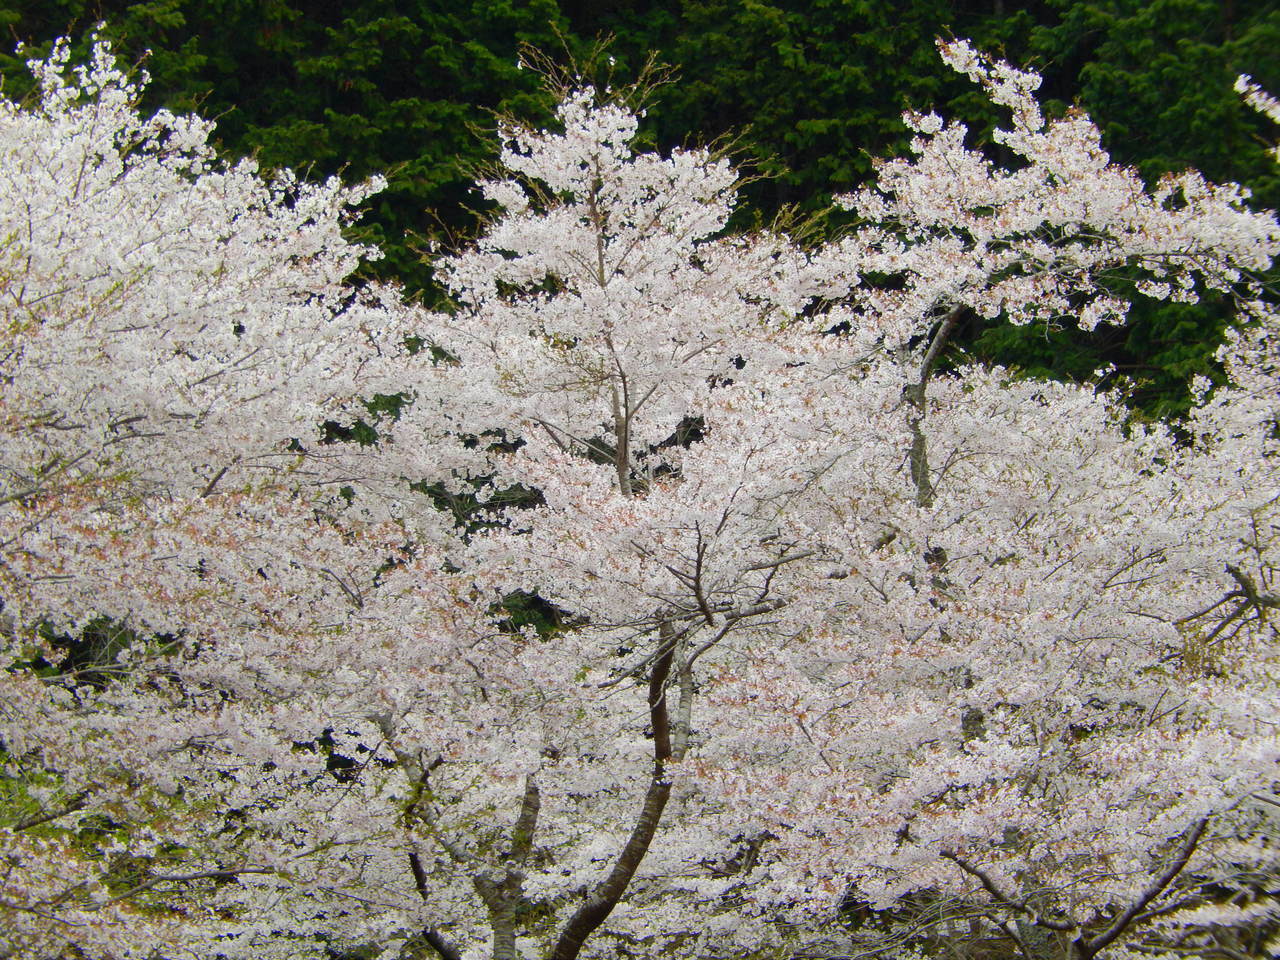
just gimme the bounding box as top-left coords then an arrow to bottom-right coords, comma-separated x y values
1083,817 -> 1210,956
507,775 -> 540,864
1225,564 -> 1279,611
905,307 -> 963,507
200,462 -> 232,498
742,549 -> 819,572
407,850 -> 463,960
0,450 -> 93,507
596,597 -> 787,689
939,851 -> 1075,932
918,307 -> 964,388
671,662 -> 695,762
684,597 -> 790,671
1177,592 -> 1242,625
317,567 -> 364,609
421,928 -> 463,960
95,866 -> 273,909
548,627 -> 677,960
402,759 -> 477,867
691,533 -> 717,626
597,620 -> 690,689
13,790 -> 92,830
649,626 -> 674,764
987,913 -> 1034,960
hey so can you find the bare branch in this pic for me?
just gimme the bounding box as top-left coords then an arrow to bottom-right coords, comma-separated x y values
317,567 -> 364,609
1225,564 -> 1280,611
1083,817 -> 1210,956
407,850 -> 463,960
12,790 -> 93,830
939,851 -> 1076,932
508,775 -> 541,864
548,625 -> 679,960
199,462 -> 233,498
905,307 -> 964,507
95,866 -> 273,910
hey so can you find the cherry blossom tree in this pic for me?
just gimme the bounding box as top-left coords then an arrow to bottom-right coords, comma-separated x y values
2,31 -> 1279,960
0,34 -> 470,959
683,42 -> 1280,960
0,38 -> 812,960
387,44 -> 1280,959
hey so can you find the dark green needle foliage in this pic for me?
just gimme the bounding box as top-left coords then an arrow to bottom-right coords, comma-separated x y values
0,0 -> 568,294
965,0 -> 1280,416
1,0 -> 1277,410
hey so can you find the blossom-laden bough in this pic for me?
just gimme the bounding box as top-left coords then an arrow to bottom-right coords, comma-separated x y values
2,31 -> 1279,960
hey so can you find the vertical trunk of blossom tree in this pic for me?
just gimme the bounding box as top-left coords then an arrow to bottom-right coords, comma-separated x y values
905,306 -> 963,507
549,631 -> 677,960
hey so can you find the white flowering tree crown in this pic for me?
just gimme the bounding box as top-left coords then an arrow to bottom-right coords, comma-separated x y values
1,32 -> 1279,960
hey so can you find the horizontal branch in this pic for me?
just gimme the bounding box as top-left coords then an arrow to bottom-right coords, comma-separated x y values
96,866 -> 274,909
13,790 -> 93,830
939,851 -> 1075,933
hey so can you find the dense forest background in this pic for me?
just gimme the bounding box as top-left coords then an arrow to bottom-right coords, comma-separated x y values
3,0 -> 1278,413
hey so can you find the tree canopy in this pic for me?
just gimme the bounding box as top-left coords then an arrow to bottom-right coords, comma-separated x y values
2,30 -> 1280,960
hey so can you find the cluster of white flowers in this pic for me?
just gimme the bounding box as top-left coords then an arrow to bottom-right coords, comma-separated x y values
2,33 -> 1278,960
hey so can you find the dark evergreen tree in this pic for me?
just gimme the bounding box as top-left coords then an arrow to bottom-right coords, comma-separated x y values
3,0 -> 1277,409
0,0 -> 569,293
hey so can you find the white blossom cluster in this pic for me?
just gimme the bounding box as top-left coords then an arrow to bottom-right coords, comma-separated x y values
2,34 -> 1279,960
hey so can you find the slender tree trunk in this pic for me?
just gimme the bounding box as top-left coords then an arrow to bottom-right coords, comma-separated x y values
485,897 -> 519,960
406,850 -> 463,960
907,307 -> 962,507
546,626 -> 682,960
470,774 -> 541,960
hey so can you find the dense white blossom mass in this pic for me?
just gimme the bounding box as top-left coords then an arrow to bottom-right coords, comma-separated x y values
2,34 -> 1279,960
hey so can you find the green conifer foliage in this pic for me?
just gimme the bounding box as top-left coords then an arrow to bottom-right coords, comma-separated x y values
984,0 -> 1280,414
0,0 -> 568,293
2,0 -> 1277,410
